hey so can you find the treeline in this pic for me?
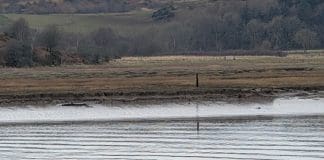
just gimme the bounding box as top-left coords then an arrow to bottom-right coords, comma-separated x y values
158,0 -> 323,52
1,0 -> 324,67
0,18 -> 122,67
124,0 -> 324,54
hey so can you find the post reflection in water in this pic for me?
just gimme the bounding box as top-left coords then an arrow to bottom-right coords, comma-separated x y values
1,116 -> 324,160
196,103 -> 200,133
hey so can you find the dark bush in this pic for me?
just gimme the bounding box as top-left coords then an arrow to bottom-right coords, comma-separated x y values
5,40 -> 33,67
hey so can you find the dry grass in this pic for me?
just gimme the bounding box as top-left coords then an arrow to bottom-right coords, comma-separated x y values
0,54 -> 323,96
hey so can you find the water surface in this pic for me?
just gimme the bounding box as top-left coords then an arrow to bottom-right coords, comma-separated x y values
1,117 -> 324,160
0,97 -> 323,159
0,97 -> 323,124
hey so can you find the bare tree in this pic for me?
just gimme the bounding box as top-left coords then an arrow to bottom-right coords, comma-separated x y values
92,28 -> 116,47
268,16 -> 303,50
294,29 -> 319,52
38,25 -> 62,65
39,25 -> 61,53
78,27 -> 122,63
7,18 -> 31,42
246,19 -> 266,49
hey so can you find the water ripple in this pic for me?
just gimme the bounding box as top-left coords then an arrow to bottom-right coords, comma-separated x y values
0,117 -> 324,160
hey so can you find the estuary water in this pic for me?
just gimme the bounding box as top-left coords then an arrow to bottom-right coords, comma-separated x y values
0,97 -> 323,160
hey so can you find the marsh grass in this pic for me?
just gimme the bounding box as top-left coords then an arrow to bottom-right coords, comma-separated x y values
0,54 -> 323,96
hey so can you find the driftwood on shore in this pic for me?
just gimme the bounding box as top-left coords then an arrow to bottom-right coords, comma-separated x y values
61,103 -> 91,107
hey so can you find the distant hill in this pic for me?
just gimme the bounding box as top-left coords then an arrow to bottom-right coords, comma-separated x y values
3,0 -> 322,60
0,0 -> 196,14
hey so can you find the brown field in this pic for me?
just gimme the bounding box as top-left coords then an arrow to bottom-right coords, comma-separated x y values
0,53 -> 324,104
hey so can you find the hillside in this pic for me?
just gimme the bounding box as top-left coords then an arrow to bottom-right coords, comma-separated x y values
2,11 -> 154,33
0,0 -> 207,33
1,0 -> 324,63
0,0 -> 201,14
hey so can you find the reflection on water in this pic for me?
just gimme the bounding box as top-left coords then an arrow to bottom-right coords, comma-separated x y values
1,117 -> 324,160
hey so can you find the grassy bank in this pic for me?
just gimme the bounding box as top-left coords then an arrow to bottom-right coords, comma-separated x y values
0,53 -> 323,104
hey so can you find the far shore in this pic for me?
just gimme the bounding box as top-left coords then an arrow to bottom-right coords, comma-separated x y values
0,55 -> 323,106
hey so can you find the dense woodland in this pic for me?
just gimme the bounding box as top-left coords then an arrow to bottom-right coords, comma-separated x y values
0,0 -> 324,67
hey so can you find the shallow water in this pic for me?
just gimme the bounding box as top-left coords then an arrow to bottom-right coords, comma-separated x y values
0,97 -> 324,159
0,97 -> 323,124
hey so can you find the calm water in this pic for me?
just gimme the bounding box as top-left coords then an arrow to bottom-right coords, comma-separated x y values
0,97 -> 323,160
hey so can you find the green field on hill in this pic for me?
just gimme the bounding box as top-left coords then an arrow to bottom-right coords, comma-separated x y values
0,15 -> 10,25
1,10 -> 155,34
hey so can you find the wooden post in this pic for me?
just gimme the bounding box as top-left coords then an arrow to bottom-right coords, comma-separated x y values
197,121 -> 200,132
196,73 -> 199,88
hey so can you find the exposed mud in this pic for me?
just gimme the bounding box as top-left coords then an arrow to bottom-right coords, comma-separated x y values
0,86 -> 323,106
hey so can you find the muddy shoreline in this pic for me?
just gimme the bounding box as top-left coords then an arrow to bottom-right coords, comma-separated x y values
1,86 -> 323,106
